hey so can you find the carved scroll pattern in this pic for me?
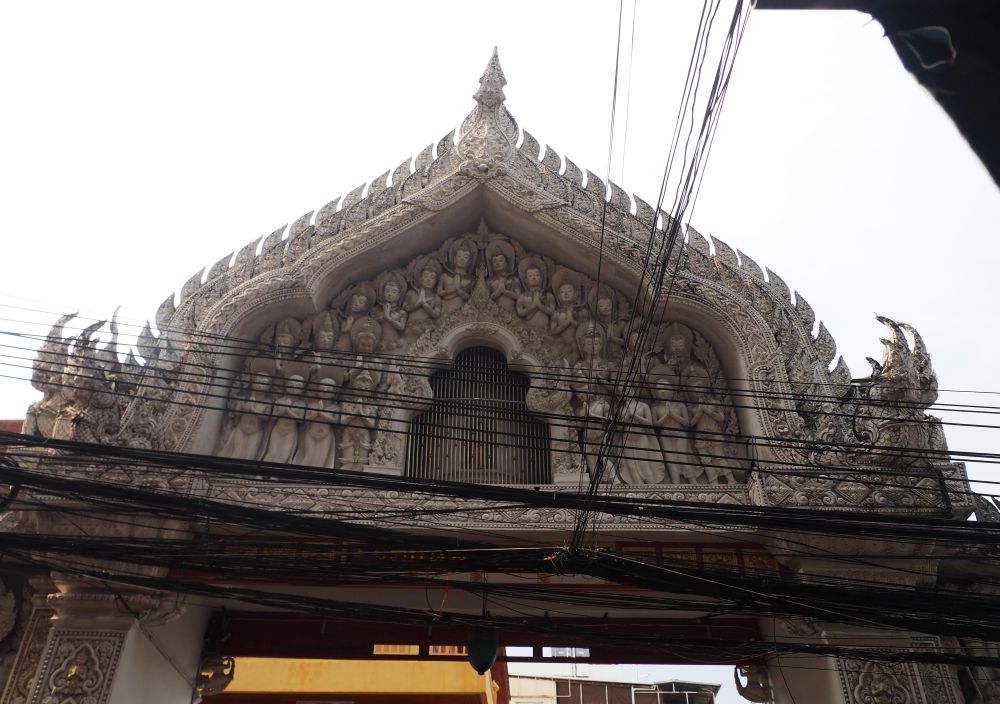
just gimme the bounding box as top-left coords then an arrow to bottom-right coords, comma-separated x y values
206,481 -> 749,530
838,659 -> 916,704
750,465 -> 951,514
0,607 -> 53,704
28,632 -> 124,704
910,637 -> 959,704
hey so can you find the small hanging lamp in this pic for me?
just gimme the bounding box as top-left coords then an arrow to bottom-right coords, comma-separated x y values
467,625 -> 499,675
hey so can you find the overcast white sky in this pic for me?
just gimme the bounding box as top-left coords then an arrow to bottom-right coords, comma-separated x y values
2,3 -> 999,700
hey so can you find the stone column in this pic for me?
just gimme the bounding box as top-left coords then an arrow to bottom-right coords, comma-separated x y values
760,617 -> 846,704
755,536 -> 954,704
823,629 -> 962,704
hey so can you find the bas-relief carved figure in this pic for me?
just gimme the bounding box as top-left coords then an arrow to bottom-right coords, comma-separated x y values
293,376 -> 339,469
340,369 -> 378,470
549,268 -> 583,346
485,239 -> 520,313
688,373 -> 738,485
652,376 -> 696,485
404,256 -> 443,331
851,662 -> 911,704
269,317 -> 304,370
647,322 -> 744,485
335,283 -> 377,352
516,256 -> 555,329
588,284 -> 626,360
43,644 -> 103,701
216,364 -> 271,461
570,320 -> 616,483
36,637 -> 121,704
373,271 -> 408,352
338,317 -> 384,470
618,393 -> 664,485
438,237 -> 477,315
260,374 -> 306,464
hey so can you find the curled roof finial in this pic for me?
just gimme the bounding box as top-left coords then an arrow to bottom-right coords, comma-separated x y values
474,47 -> 507,108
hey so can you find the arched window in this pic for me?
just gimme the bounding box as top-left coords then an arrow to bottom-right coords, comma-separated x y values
406,346 -> 550,484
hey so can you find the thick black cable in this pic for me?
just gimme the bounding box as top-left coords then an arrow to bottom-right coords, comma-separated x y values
10,355 -> 996,487
2,433 -> 997,546
11,551 -> 1000,669
10,341 -> 998,434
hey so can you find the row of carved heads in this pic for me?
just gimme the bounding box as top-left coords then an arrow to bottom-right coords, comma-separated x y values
251,223 -> 642,367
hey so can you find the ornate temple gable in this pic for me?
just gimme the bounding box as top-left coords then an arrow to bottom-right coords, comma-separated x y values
120,51 -> 843,454
22,50 -> 963,511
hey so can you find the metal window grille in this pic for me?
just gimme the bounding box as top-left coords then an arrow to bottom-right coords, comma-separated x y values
406,346 -> 551,484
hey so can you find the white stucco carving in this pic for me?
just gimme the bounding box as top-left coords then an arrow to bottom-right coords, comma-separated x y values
18,50 -> 966,510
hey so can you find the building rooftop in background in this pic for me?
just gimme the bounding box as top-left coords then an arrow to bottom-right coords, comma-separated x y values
509,674 -> 720,704
0,419 -> 22,451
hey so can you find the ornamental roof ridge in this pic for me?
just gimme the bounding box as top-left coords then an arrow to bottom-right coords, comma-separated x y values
141,50 -> 846,390
151,51 -> 666,329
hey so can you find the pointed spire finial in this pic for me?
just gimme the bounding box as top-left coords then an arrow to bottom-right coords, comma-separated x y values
455,47 -> 518,177
473,47 -> 506,108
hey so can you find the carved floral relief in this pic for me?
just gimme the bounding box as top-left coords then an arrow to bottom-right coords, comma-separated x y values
29,632 -> 124,704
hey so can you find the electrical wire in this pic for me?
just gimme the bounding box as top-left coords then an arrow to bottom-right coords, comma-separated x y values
10,549 -> 1000,670
9,345 -> 998,486
3,432 -> 997,547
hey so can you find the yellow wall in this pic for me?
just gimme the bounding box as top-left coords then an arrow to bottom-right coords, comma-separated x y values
227,657 -> 495,704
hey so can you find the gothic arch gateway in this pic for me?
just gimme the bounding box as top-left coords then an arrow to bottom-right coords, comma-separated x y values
2,51 -> 989,704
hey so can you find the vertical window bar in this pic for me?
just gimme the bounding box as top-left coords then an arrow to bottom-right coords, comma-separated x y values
405,347 -> 550,484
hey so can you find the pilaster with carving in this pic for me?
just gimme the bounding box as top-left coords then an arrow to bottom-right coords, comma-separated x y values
23,582 -> 184,704
30,632 -> 125,704
0,578 -> 55,704
836,636 -> 961,704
